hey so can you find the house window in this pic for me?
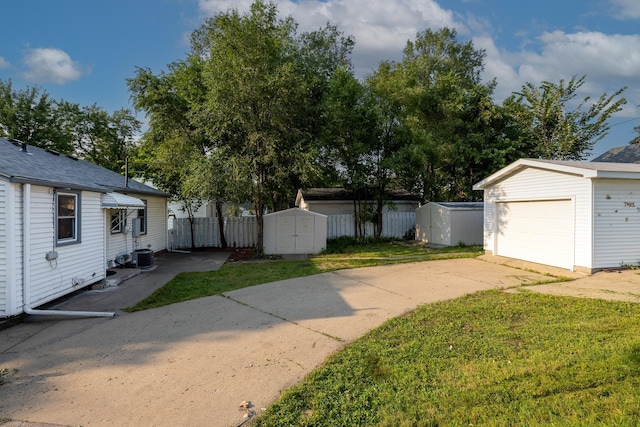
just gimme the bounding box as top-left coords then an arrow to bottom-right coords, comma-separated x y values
110,211 -> 126,234
137,200 -> 147,234
56,191 -> 81,245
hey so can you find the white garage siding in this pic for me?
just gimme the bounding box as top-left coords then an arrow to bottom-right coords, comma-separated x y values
593,180 -> 640,268
483,167 -> 592,270
495,200 -> 574,269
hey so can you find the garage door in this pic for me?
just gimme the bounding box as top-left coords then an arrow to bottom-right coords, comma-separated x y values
495,200 -> 573,269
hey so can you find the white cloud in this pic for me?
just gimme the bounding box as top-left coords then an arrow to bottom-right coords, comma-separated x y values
0,57 -> 9,69
610,0 -> 640,19
20,47 -> 90,84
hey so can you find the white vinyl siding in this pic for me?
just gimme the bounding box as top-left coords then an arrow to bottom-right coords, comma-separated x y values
27,186 -> 105,308
137,196 -> 167,252
0,182 -> 24,317
105,195 -> 167,265
483,167 -> 591,270
0,181 -> 7,316
593,180 -> 640,268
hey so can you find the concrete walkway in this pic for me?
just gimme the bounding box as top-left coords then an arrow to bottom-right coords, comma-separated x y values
1,253 -> 639,427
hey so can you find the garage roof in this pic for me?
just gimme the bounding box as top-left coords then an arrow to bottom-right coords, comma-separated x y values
474,158 -> 640,190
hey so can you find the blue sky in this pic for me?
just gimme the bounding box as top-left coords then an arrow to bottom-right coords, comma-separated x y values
1,0 -> 639,158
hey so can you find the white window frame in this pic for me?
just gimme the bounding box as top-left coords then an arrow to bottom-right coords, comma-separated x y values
56,191 -> 81,245
137,200 -> 147,235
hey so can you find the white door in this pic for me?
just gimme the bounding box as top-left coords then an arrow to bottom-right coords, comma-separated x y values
496,200 -> 573,269
276,214 -> 315,254
295,215 -> 315,253
276,215 -> 296,253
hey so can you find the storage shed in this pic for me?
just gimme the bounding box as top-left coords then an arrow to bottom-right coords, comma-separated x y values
473,158 -> 640,273
263,208 -> 327,255
415,202 -> 483,246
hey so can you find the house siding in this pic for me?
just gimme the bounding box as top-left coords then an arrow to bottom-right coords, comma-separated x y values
27,186 -> 105,308
138,195 -> 167,253
0,181 -> 7,316
105,195 -> 167,265
0,182 -> 25,317
483,167 -> 592,270
593,179 -> 640,268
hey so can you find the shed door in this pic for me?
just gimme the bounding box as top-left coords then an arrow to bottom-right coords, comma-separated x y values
495,200 -> 573,269
276,214 -> 315,254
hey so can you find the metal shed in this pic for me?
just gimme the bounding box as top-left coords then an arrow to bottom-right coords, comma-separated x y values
415,202 -> 484,246
263,208 -> 327,255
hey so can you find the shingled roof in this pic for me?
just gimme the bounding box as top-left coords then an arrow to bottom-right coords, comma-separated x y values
0,138 -> 167,197
592,144 -> 640,163
298,187 -> 420,202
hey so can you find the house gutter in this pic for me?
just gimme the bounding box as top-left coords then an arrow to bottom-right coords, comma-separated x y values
22,183 -> 115,318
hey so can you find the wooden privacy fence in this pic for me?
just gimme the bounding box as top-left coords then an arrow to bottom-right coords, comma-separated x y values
168,212 -> 416,249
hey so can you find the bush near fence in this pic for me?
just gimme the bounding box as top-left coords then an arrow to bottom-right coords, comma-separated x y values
168,212 -> 416,250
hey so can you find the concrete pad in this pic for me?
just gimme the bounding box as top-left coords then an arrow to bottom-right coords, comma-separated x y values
226,272 -> 416,343
0,295 -> 341,427
334,258 -> 555,302
2,255 -> 635,427
518,269 -> 640,302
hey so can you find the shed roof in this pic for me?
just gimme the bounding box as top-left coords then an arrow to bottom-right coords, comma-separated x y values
429,202 -> 484,210
0,138 -> 167,197
473,158 -> 640,190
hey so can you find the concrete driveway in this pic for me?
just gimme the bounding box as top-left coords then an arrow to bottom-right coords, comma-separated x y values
1,254 -> 639,427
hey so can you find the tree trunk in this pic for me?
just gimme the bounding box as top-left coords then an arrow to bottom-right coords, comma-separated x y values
185,204 -> 197,251
215,200 -> 227,248
375,201 -> 383,239
255,190 -> 264,253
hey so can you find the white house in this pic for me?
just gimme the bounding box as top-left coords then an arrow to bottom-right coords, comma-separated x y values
0,138 -> 168,318
415,202 -> 483,246
473,158 -> 640,273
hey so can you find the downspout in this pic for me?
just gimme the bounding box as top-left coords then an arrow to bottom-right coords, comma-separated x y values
22,183 -> 115,317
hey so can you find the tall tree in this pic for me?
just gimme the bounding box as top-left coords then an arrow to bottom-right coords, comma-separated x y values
190,0 -> 353,248
369,28 -> 508,202
321,66 -> 380,237
128,59 -> 211,249
504,75 -> 627,160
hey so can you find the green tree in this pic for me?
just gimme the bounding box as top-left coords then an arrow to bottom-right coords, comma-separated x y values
128,58 -> 211,249
321,67 -> 380,237
504,75 -> 627,160
0,78 -> 72,153
368,28 -> 509,202
191,0 -> 353,248
0,78 -> 140,170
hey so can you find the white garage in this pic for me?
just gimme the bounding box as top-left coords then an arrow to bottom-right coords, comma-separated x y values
263,208 -> 327,255
473,159 -> 640,273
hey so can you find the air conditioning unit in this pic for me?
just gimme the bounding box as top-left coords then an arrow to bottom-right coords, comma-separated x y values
131,248 -> 154,268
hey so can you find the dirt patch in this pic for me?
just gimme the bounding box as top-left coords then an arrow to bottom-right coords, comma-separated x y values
186,246 -> 258,262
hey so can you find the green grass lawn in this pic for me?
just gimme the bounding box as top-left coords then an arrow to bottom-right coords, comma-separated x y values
255,290 -> 640,426
121,239 -> 640,424
124,240 -> 483,312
